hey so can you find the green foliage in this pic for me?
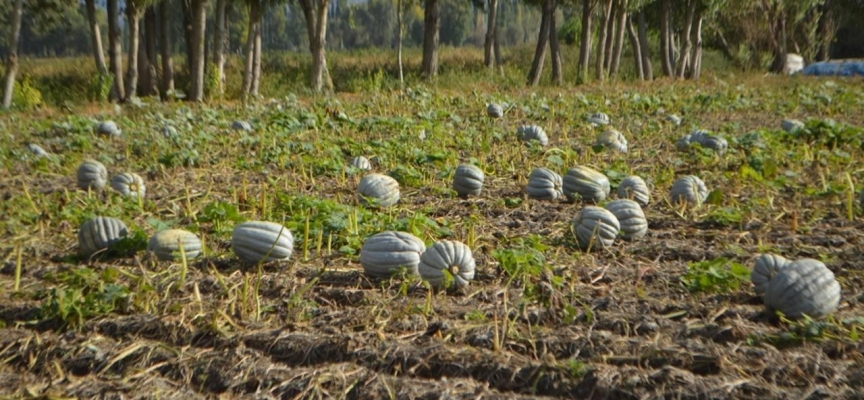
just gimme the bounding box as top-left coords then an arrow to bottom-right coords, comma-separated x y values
40,267 -> 131,330
86,70 -> 114,102
492,235 -> 549,282
784,118 -> 864,149
12,75 -> 44,109
680,257 -> 750,293
205,61 -> 222,100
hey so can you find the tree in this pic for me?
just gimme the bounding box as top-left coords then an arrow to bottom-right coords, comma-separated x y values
397,0 -> 405,86
484,0 -> 498,69
298,0 -> 333,92
636,8 -> 652,80
125,0 -> 159,99
242,0 -> 263,99
106,0 -> 125,100
84,0 -> 107,73
595,0 -> 613,80
188,0 -> 208,101
577,0 -> 595,84
140,6 -> 158,96
659,0 -> 673,76
421,0 -> 440,78
213,0 -> 229,96
609,0 -> 628,76
2,0 -> 24,109
159,1 -> 175,95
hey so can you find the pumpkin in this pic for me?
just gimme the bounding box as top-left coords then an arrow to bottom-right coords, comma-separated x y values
516,125 -> 549,146
572,206 -> 620,250
666,115 -> 682,126
349,156 -> 372,171
27,144 -> 49,158
678,130 -> 728,154
617,176 -> 651,206
161,125 -> 178,138
78,216 -> 129,257
148,229 -> 202,261
526,168 -> 563,201
358,173 -> 400,207
359,231 -> 426,278
563,166 -> 610,203
670,175 -> 708,205
111,172 -> 146,198
77,160 -> 108,191
595,129 -> 628,153
96,120 -> 121,137
452,164 -> 485,197
764,258 -> 841,319
418,240 -> 476,288
231,120 -> 253,132
231,221 -> 294,264
604,199 -> 648,240
751,254 -> 791,296
487,103 -> 504,118
588,113 -> 610,126
781,119 -> 804,133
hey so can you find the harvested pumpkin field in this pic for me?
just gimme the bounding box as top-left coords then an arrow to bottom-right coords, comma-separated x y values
1,77 -> 863,399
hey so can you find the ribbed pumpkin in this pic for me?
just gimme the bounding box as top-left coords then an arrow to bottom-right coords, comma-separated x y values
677,130 -> 728,154
148,229 -> 202,261
358,173 -> 400,207
781,119 -> 804,133
587,113 -> 610,126
751,254 -> 791,296
96,120 -> 122,137
359,231 -> 426,278
516,125 -> 549,146
526,168 -> 563,201
417,240 -> 476,288
572,206 -> 620,250
764,258 -> 841,319
666,115 -> 682,126
231,120 -> 253,132
595,129 -> 628,153
111,172 -> 146,198
231,221 -> 294,264
563,166 -> 610,203
78,216 -> 129,257
617,176 -> 651,206
670,175 -> 709,205
452,164 -> 485,197
77,160 -> 108,191
487,103 -> 503,118
349,156 -> 372,171
604,199 -> 648,240
161,125 -> 178,138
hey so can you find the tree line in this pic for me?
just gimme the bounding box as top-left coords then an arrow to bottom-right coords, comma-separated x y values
2,0 -> 862,109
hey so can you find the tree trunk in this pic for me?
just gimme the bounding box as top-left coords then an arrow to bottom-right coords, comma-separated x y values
676,0 -> 696,78
595,0 -> 613,80
690,13 -> 703,79
609,0 -> 627,77
160,1 -> 175,95
493,0 -> 502,68
125,4 -> 141,99
484,0 -> 498,68
637,10 -> 652,80
421,0 -> 440,79
85,0 -> 107,73
189,0 -> 208,101
142,7 -> 158,96
252,6 -> 263,96
527,0 -> 552,86
397,0 -> 404,86
659,0 -> 673,76
577,0 -> 593,84
771,11 -> 787,73
182,0 -> 195,73
241,0 -> 260,98
299,0 -> 333,92
602,0 -> 616,72
2,0 -> 24,109
107,0 -> 125,101
549,0 -> 562,85
626,15 -> 643,80
214,0 -> 228,95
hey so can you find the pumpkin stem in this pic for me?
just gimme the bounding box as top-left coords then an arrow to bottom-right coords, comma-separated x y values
449,265 -> 460,274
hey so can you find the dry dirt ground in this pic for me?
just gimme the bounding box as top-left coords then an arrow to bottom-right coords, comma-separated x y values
1,78 -> 863,399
